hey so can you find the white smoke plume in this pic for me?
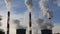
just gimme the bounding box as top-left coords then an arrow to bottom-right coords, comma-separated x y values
40,19 -> 54,30
9,12 -> 24,34
13,19 -> 20,29
39,0 -> 49,18
37,19 -> 54,30
25,0 -> 33,12
54,0 -> 60,7
36,18 -> 44,25
38,0 -> 54,30
0,11 -> 8,34
4,0 -> 11,11
13,19 -> 25,29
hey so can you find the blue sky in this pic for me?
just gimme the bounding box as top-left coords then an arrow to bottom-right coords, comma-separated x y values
0,0 -> 59,24
0,0 -> 60,33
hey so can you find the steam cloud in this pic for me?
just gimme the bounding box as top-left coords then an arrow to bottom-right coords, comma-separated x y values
54,0 -> 60,7
37,19 -> 54,30
39,0 -> 53,19
13,19 -> 24,29
25,0 -> 33,12
40,19 -> 53,30
39,0 -> 49,18
4,0 -> 11,11
13,19 -> 20,29
37,0 -> 54,30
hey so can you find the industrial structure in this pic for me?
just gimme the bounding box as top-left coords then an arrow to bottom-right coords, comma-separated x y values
16,28 -> 26,34
29,12 -> 32,34
7,11 -> 10,34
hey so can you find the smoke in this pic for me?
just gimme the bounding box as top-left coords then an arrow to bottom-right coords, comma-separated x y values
38,0 -> 54,30
39,0 -> 49,18
24,0 -> 33,27
10,12 -> 24,29
24,0 -> 33,34
25,0 -> 33,12
36,18 -> 44,25
24,0 -> 33,28
24,0 -> 33,26
4,0 -> 11,11
8,12 -> 24,34
13,19 -> 23,29
37,19 -> 54,30
54,0 -> 60,7
13,19 -> 20,27
40,19 -> 54,30
0,11 -> 8,34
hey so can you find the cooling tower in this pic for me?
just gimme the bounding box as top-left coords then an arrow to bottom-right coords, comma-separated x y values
41,29 -> 52,34
0,29 -> 5,34
16,29 -> 26,34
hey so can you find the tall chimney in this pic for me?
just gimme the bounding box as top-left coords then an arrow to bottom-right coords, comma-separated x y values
29,12 -> 32,34
7,11 -> 10,34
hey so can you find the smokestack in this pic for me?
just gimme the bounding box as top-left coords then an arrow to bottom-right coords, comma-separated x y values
29,12 -> 31,27
25,0 -> 33,34
7,11 -> 10,34
29,12 -> 32,34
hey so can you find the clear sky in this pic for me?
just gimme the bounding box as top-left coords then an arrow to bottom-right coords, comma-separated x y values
0,0 -> 60,33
